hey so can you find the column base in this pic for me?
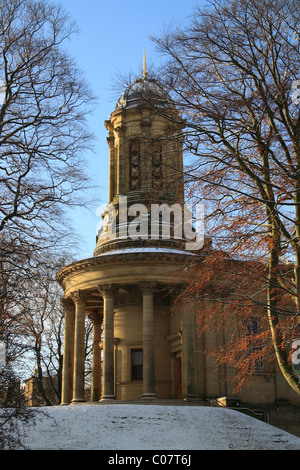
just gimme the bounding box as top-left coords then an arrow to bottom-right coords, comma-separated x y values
71,398 -> 86,404
142,393 -> 157,399
183,394 -> 199,401
100,395 -> 116,401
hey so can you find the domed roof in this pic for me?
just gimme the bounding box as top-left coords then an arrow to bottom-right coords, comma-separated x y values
115,77 -> 173,110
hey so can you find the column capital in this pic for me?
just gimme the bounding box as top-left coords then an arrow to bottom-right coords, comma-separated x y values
106,135 -> 115,148
97,284 -> 115,297
139,282 -> 156,295
61,296 -> 75,313
70,290 -> 88,305
114,124 -> 126,135
88,311 -> 103,324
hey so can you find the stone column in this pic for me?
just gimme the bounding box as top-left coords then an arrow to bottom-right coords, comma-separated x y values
90,311 -> 103,402
141,283 -> 157,399
182,303 -> 198,399
71,290 -> 87,403
107,133 -> 115,203
115,125 -> 126,194
98,284 -> 115,401
61,297 -> 75,405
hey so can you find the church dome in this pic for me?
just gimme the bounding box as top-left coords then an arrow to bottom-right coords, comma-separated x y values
115,77 -> 173,110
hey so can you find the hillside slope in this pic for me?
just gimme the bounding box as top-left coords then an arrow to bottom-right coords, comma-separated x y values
17,403 -> 300,451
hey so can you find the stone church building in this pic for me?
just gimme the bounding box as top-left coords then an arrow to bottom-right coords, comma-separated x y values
57,62 -> 300,436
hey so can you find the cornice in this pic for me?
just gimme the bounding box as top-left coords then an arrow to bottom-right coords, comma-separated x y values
56,250 -> 192,286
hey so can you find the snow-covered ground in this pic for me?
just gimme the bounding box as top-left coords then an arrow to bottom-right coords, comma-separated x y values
16,403 -> 300,451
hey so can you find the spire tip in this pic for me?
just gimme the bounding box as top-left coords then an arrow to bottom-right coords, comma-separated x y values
143,49 -> 147,79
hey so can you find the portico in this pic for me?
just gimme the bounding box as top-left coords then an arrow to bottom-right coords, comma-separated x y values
58,246 -> 199,404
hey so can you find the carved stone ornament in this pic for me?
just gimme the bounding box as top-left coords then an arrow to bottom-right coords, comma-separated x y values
139,281 -> 156,295
70,290 -> 89,305
97,284 -> 115,298
61,297 -> 75,314
88,311 -> 103,324
130,140 -> 141,190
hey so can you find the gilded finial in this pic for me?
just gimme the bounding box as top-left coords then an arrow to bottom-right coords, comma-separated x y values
143,49 -> 147,79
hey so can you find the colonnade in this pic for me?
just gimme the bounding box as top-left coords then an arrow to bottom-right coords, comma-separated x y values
60,282 -> 158,405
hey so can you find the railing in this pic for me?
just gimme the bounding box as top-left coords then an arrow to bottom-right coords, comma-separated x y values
205,397 -> 269,423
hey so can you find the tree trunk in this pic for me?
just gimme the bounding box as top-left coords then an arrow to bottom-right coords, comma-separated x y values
267,225 -> 300,394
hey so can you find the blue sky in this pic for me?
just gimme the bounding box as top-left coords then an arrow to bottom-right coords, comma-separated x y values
59,0 -> 204,260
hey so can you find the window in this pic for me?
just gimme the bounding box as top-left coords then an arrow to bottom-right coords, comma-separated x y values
131,349 -> 143,380
243,317 -> 263,372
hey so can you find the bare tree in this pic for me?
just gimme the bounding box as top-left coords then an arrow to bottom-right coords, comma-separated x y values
0,0 -> 95,440
18,253 -> 94,406
152,0 -> 300,393
0,362 -> 38,449
0,0 -> 95,276
18,254 -> 67,405
0,0 -> 95,345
